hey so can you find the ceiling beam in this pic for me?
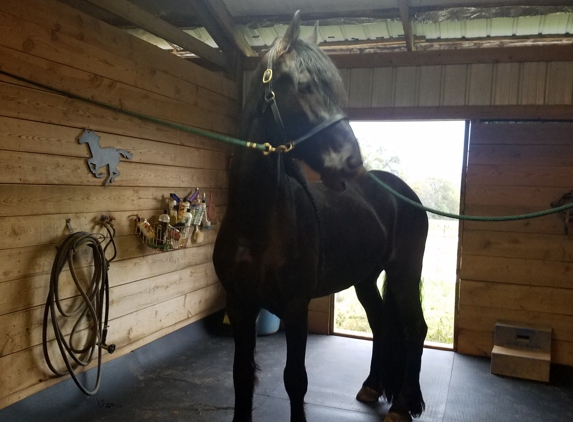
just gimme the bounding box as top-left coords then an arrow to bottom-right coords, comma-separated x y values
242,44 -> 573,70
330,44 -> 573,68
398,0 -> 416,52
83,0 -> 227,69
194,0 -> 256,58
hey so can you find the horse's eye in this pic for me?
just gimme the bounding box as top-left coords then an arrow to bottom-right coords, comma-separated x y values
298,82 -> 313,94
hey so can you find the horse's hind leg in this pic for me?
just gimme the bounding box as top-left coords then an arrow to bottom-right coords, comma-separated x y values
226,295 -> 260,422
354,266 -> 385,402
282,299 -> 310,422
384,265 -> 427,422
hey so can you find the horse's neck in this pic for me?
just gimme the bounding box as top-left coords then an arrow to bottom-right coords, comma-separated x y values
86,140 -> 99,155
231,150 -> 284,201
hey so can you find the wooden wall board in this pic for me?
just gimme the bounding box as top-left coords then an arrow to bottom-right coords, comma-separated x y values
0,230 -> 220,288
343,61 -> 573,118
308,310 -> 330,335
468,144 -> 573,167
518,62 -> 548,105
470,123 -> 573,146
459,255 -> 573,290
459,279 -> 573,317
545,62 -> 573,105
394,66 -> 418,107
462,207 -> 564,235
457,329 -> 573,366
492,63 -> 520,106
308,296 -> 330,313
417,66 -> 442,107
0,303 -> 223,410
464,185 -> 567,208
0,282 -> 225,402
0,209 -> 151,249
0,184 -> 227,218
457,305 -> 573,343
0,260 -> 218,356
0,82 -> 232,149
347,68 -> 372,108
371,68 -> 394,108
347,105 -> 573,121
462,230 -> 573,261
0,0 -> 234,408
0,9 -> 237,117
0,45 -> 237,135
0,150 -> 228,188
0,117 -> 229,169
0,236 -> 219,316
468,64 -> 493,106
0,0 -> 237,100
441,64 -> 468,106
466,165 -> 573,188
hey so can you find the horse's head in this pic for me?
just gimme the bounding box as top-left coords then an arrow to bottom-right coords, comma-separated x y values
245,11 -> 364,191
78,129 -> 100,145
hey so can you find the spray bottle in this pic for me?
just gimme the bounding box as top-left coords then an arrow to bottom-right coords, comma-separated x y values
158,209 -> 170,244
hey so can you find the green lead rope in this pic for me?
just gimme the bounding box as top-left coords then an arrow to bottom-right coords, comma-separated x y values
369,172 -> 573,221
3,69 -> 572,222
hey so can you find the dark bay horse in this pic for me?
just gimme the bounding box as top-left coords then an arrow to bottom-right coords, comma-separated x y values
213,12 -> 428,422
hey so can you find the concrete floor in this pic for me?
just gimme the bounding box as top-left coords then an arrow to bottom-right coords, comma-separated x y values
3,314 -> 573,422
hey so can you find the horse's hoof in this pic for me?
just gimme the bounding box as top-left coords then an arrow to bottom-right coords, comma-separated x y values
356,385 -> 382,403
383,411 -> 412,422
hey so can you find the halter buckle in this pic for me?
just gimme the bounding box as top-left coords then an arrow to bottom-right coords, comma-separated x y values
262,69 -> 273,84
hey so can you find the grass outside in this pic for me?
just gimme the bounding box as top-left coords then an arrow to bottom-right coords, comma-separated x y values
334,219 -> 458,345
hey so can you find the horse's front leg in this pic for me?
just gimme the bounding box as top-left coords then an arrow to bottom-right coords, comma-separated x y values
87,158 -> 105,178
226,295 -> 260,422
282,299 -> 310,422
385,273 -> 427,422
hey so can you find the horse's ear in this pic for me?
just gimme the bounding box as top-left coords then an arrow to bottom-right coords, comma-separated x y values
306,21 -> 319,45
276,10 -> 301,55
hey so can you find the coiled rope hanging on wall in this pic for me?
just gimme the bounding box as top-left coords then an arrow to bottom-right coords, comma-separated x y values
42,217 -> 117,396
2,69 -> 573,221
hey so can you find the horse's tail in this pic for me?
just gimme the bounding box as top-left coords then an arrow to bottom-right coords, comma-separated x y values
117,149 -> 133,159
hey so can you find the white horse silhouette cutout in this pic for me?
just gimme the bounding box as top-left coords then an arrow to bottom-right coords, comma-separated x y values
78,129 -> 133,186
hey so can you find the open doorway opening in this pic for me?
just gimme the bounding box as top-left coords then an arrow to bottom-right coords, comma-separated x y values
333,120 -> 467,347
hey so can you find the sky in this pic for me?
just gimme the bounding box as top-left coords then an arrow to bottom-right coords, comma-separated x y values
350,120 -> 467,186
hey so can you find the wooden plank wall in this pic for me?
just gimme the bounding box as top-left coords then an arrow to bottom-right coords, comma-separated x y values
340,62 -> 573,108
458,122 -> 573,367
0,0 -> 237,408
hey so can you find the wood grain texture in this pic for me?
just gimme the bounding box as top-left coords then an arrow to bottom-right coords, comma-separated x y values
0,0 -> 231,408
459,255 -> 573,289
0,82 -> 233,148
0,45 -> 237,135
0,0 -> 236,99
0,283 -> 225,400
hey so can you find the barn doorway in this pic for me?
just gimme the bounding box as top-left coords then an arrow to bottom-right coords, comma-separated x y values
332,120 -> 467,347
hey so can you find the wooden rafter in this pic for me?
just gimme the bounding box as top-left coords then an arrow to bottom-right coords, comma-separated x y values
193,0 -> 256,58
83,0 -> 227,69
398,0 -> 416,52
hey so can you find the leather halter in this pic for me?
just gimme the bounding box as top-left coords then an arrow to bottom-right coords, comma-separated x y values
260,48 -> 348,155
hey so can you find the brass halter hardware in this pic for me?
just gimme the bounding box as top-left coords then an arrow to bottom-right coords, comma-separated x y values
259,52 -> 348,156
262,69 -> 273,84
263,141 -> 294,156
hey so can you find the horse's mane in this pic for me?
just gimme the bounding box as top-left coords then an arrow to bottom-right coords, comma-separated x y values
289,39 -> 346,108
240,37 -> 346,141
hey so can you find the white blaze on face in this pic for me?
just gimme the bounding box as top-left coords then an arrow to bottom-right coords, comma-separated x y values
322,143 -> 353,171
